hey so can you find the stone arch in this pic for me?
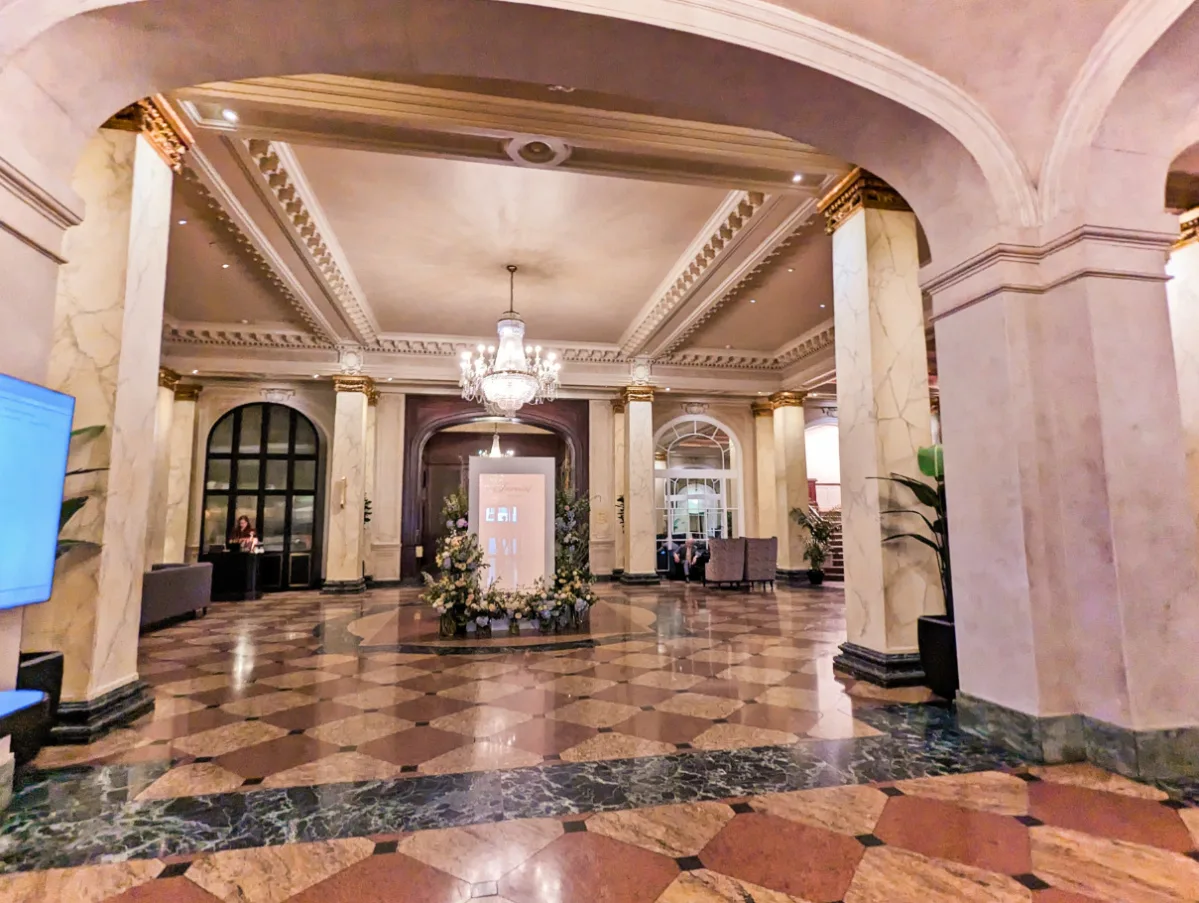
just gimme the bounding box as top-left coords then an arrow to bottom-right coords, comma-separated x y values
1041,0 -> 1199,230
1,0 -> 1033,263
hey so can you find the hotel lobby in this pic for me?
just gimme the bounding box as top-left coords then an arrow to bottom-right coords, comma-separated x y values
2,1 -> 1199,900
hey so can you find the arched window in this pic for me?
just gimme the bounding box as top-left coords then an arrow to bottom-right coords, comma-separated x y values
202,403 -> 323,589
653,417 -> 742,562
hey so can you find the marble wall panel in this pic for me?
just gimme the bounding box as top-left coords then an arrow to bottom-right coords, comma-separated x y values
22,131 -> 171,701
363,400 -> 377,577
589,400 -> 616,576
326,388 -> 369,584
833,207 -> 939,656
624,399 -> 657,576
613,408 -> 626,572
162,395 -> 198,563
1168,240 -> 1199,554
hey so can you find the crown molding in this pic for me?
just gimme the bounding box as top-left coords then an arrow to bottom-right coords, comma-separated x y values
177,145 -> 341,343
654,194 -> 825,357
657,349 -> 778,369
1178,208 -> 1199,249
105,95 -> 194,173
620,190 -> 766,356
163,316 -> 332,349
241,137 -> 379,344
773,322 -> 835,367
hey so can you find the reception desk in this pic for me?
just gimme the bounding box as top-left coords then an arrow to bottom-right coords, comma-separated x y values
199,550 -> 262,601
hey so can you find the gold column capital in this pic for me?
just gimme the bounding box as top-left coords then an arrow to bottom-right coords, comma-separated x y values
621,385 -> 654,404
769,390 -> 807,410
366,385 -> 380,406
333,375 -> 376,396
174,384 -> 202,402
751,399 -> 774,417
104,95 -> 192,173
930,393 -> 941,416
611,398 -> 626,414
817,167 -> 911,234
158,367 -> 180,391
1178,208 -> 1199,249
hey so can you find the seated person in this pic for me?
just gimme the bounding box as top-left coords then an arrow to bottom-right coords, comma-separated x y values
673,537 -> 700,582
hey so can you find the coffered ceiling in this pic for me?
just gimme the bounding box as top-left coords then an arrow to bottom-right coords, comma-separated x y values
159,75 -> 851,394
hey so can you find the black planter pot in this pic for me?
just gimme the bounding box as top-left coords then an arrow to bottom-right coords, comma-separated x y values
807,569 -> 825,586
917,615 -> 959,700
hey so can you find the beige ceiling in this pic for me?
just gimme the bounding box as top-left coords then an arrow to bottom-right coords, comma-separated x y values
165,182 -> 307,329
289,143 -> 729,342
686,222 -> 833,351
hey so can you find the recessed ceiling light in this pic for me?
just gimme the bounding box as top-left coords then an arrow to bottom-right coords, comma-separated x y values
791,173 -> 803,183
665,387 -> 671,392
178,219 -> 187,225
221,263 -> 230,269
221,109 -> 239,123
191,369 -> 199,375
387,377 -> 394,382
725,344 -> 732,349
240,319 -> 249,324
787,267 -> 794,273
312,374 -> 320,378
820,304 -> 826,308
750,298 -> 757,304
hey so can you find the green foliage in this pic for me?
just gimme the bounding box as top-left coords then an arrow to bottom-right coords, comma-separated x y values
877,444 -> 953,619
791,505 -> 836,572
555,487 -> 590,575
57,425 -> 106,560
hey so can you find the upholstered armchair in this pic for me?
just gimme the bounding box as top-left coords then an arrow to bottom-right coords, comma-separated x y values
744,537 -> 778,590
704,538 -> 747,588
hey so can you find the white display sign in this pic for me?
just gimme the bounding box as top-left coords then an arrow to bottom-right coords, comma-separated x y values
469,456 -> 556,590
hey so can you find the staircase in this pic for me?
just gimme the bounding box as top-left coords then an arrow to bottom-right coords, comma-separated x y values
823,510 -> 844,581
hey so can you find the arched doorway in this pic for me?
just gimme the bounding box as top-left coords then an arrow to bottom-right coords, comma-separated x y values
201,402 -> 325,589
653,415 -> 743,571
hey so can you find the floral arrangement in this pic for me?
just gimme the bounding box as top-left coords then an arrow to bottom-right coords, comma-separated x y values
421,485 -> 598,636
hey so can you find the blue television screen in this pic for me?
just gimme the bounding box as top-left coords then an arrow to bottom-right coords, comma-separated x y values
0,373 -> 75,608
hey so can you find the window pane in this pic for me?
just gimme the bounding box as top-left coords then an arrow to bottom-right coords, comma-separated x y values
294,418 -> 316,455
235,495 -> 259,535
293,460 -> 315,491
261,496 -> 287,551
202,497 -> 228,551
210,416 -> 234,454
239,406 -> 262,454
264,460 -> 288,490
206,459 -> 230,491
291,494 -> 315,551
266,407 -> 291,454
237,460 -> 260,490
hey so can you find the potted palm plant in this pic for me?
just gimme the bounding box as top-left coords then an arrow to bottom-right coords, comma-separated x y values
878,444 -> 958,699
791,506 -> 835,586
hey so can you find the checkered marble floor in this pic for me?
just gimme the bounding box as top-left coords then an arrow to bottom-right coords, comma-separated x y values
3,763 -> 1197,901
33,583 -> 929,797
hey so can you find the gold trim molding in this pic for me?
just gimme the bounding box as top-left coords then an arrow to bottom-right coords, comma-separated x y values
366,385 -> 380,406
611,399 -> 626,414
817,167 -> 911,234
174,384 -> 202,402
158,367 -> 181,391
1179,208 -> 1199,249
769,390 -> 807,409
621,385 -> 655,404
104,96 -> 193,173
333,375 -> 376,396
751,400 -> 774,417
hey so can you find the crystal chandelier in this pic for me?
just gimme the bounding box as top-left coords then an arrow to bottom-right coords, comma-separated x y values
460,265 -> 560,418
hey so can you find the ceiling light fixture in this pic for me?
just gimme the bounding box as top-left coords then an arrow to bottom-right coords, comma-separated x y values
820,304 -> 826,308
222,263 -> 230,269
548,84 -> 576,93
791,173 -> 803,183
312,374 -> 320,379
750,298 -> 757,304
240,319 -> 249,324
460,265 -> 560,419
787,267 -> 794,273
221,109 -> 239,123
387,377 -> 394,382
192,370 -> 199,375
178,219 -> 187,225
665,387 -> 672,392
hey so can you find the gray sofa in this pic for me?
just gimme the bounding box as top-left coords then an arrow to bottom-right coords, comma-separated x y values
140,562 -> 214,629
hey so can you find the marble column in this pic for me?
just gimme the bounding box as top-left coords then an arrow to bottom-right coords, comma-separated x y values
163,384 -> 201,563
368,392 -> 404,582
819,169 -> 939,686
587,400 -> 616,577
1168,209 -> 1199,553
612,399 -> 627,576
752,401 -> 777,539
362,385 -> 378,580
20,130 -> 173,738
620,386 -> 659,584
929,224 -> 1199,780
144,367 -> 178,564
770,392 -> 809,578
324,375 -> 371,593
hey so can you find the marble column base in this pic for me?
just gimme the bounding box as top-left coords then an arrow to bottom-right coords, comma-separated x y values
321,578 -> 367,595
619,572 -> 661,586
0,753 -> 13,811
364,578 -> 402,588
611,568 -> 624,579
49,679 -> 155,745
775,568 -> 811,586
833,642 -> 925,687
957,692 -> 1199,780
